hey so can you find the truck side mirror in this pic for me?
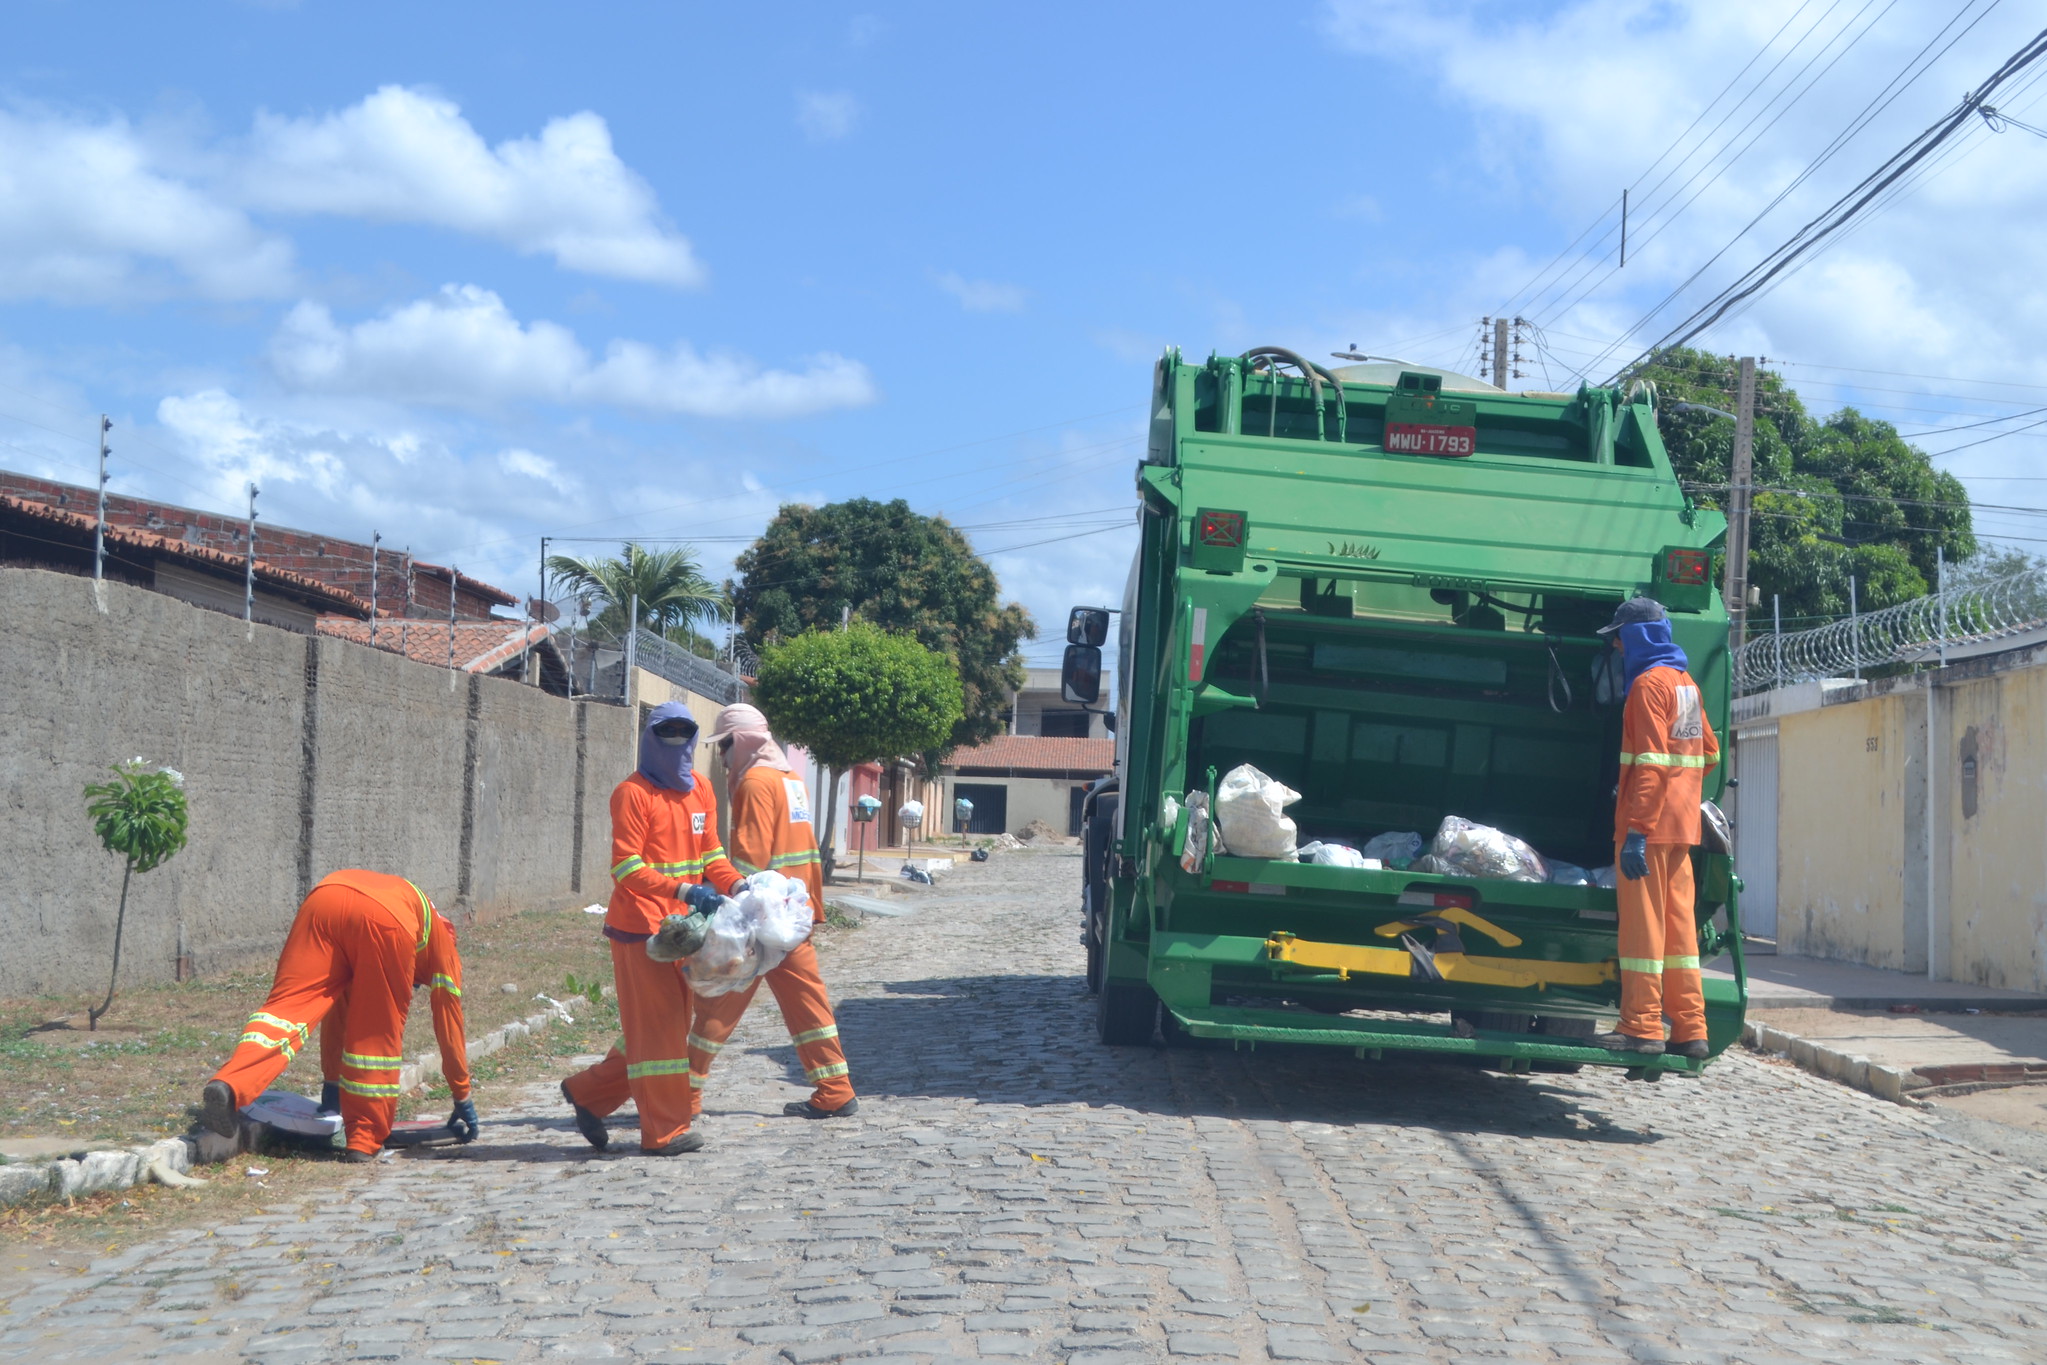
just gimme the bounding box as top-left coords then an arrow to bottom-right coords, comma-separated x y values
1062,644 -> 1102,705
1068,607 -> 1110,647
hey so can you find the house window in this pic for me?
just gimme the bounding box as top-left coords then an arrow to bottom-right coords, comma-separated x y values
1039,710 -> 1090,738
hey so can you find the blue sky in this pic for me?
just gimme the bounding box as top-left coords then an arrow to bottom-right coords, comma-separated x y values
4,1 -> 2046,664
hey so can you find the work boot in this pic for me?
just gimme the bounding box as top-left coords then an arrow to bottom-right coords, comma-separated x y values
318,1082 -> 341,1116
785,1097 -> 860,1119
200,1080 -> 240,1138
340,1148 -> 378,1164
642,1131 -> 705,1156
1667,1038 -> 1710,1060
561,1080 -> 608,1151
1588,1031 -> 1664,1055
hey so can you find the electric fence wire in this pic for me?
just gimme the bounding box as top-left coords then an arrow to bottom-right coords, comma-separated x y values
1601,22 -> 2047,384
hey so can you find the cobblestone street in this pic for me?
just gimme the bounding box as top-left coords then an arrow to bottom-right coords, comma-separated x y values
4,847 -> 2045,1365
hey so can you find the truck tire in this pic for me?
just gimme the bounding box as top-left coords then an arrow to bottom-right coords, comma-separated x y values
1081,796 -> 1118,997
1097,975 -> 1157,1046
1531,1015 -> 1595,1074
1083,895 -> 1105,996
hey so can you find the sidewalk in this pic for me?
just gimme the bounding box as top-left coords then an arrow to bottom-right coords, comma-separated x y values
1708,949 -> 2047,1012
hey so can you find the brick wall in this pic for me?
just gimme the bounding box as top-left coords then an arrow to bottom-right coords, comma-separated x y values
0,470 -> 511,620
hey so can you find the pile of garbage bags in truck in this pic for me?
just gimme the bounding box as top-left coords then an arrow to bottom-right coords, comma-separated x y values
1192,763 -> 1615,886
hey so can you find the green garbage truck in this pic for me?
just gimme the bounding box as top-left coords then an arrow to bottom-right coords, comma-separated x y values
1064,346 -> 1743,1078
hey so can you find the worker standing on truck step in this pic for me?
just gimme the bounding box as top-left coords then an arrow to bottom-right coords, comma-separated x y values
685,704 -> 858,1120
559,702 -> 744,1155
1591,597 -> 1720,1058
200,870 -> 476,1160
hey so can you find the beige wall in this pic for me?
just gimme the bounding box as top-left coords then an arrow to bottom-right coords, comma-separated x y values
630,668 -> 731,838
1942,667 -> 2047,992
1777,691 -> 1916,969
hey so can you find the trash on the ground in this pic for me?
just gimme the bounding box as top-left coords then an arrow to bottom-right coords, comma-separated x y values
901,864 -> 933,884
244,1166 -> 269,1177
1547,861 -> 1591,886
1214,763 -> 1301,860
969,847 -> 990,862
1360,831 -> 1424,867
1179,791 -> 1216,873
1424,816 -> 1547,882
499,982 -> 519,994
683,871 -> 815,996
1297,841 -> 1371,868
580,904 -> 606,915
534,993 -> 577,1024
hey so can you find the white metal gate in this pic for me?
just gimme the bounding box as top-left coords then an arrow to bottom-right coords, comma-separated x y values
1733,727 -> 1779,940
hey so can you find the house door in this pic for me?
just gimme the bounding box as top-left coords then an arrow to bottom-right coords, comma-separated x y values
1733,727 -> 1778,941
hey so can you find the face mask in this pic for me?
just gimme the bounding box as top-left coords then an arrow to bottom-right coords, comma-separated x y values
656,733 -> 692,747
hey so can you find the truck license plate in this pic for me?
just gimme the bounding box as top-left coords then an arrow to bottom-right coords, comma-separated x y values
1384,423 -> 1476,457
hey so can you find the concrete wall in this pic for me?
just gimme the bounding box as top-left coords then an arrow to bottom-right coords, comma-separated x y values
948,774 -> 1088,837
0,567 -> 637,997
1941,665 -> 2047,992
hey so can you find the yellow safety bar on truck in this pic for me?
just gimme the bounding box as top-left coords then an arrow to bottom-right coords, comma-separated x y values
1264,931 -> 1617,991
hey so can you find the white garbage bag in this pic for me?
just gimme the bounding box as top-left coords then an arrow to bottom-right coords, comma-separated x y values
682,871 -> 815,997
1425,816 -> 1549,883
1547,860 -> 1591,886
1590,865 -> 1618,889
1179,790 -> 1216,873
1297,841 -> 1370,868
1360,831 -> 1424,867
1213,764 -> 1301,861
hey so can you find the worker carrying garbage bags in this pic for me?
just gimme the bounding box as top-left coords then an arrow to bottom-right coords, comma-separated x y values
199,869 -> 474,1160
560,702 -> 747,1155
1590,597 -> 1720,1059
683,704 -> 856,1120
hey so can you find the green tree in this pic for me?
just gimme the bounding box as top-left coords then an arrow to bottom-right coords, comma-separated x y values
729,499 -> 1033,755
547,542 -> 727,644
82,760 -> 189,1029
750,623 -> 964,876
1644,348 -> 1975,624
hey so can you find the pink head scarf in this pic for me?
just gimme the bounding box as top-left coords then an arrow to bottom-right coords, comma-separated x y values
706,703 -> 794,786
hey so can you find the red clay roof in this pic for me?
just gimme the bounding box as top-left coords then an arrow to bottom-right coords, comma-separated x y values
2,493 -> 370,616
317,616 -> 554,672
948,735 -> 1114,775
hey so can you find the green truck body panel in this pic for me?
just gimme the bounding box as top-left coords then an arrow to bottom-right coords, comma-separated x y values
1091,351 -> 1745,1076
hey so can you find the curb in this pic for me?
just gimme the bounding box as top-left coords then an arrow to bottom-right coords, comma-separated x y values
0,996 -> 584,1211
1743,1019 -> 1933,1104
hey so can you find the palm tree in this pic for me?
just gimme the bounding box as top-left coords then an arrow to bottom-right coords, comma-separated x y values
546,543 -> 727,643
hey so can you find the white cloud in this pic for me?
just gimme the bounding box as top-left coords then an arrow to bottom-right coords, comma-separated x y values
497,447 -> 577,495
236,86 -> 701,287
936,271 -> 1028,314
795,91 -> 860,143
268,284 -> 878,419
0,107 -> 294,303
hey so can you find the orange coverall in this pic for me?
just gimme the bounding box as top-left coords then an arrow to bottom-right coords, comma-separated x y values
561,772 -> 742,1150
685,766 -> 855,1115
1614,664 -> 1721,1044
210,870 -> 469,1154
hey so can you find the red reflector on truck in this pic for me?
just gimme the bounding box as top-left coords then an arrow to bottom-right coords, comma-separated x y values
1397,887 -> 1473,910
1664,548 -> 1709,586
1198,509 -> 1246,547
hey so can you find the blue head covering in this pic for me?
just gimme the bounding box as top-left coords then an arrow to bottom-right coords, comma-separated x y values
638,701 -> 699,793
1619,619 -> 1690,694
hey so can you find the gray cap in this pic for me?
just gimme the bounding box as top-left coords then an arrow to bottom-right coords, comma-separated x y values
1596,596 -> 1667,635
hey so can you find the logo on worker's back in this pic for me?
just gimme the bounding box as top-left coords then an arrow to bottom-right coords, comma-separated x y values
1672,685 -> 1703,740
691,812 -> 707,835
785,779 -> 812,826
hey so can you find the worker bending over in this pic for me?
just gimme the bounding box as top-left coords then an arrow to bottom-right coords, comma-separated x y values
685,704 -> 857,1120
201,870 -> 475,1159
1591,597 -> 1720,1058
560,702 -> 743,1155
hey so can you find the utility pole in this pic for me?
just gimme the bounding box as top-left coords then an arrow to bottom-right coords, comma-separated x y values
369,530 -> 381,645
1493,317 -> 1511,391
1723,356 -> 1757,652
94,416 -> 111,581
242,483 -> 260,623
448,566 -> 460,670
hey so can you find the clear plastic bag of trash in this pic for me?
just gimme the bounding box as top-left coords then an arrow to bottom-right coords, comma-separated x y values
1213,764 -> 1301,860
1426,816 -> 1548,882
682,871 -> 815,997
1179,790 -> 1216,873
1360,831 -> 1424,867
1546,861 -> 1591,886
1297,841 -> 1373,868
1590,865 -> 1617,889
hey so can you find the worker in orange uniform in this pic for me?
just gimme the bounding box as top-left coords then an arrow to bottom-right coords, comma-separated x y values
1591,597 -> 1720,1059
559,701 -> 744,1155
199,869 -> 476,1160
684,704 -> 857,1119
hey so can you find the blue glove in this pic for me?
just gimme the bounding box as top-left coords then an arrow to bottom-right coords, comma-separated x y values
1620,831 -> 1650,881
681,882 -> 725,913
447,1098 -> 479,1143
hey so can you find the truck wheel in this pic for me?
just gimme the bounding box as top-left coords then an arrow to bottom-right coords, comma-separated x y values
1084,927 -> 1105,996
1097,975 -> 1157,1046
1531,1015 -> 1595,1074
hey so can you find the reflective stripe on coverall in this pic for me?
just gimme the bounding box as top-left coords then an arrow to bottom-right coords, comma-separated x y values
1614,664 -> 1720,1044
561,770 -> 741,1149
686,764 -> 852,1112
211,870 -> 470,1154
